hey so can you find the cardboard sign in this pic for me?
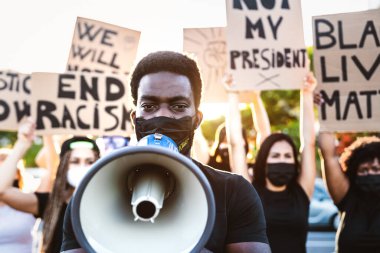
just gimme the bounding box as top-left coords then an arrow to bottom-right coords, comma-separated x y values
313,9 -> 380,132
0,70 -> 31,131
184,27 -> 255,102
67,17 -> 140,75
226,0 -> 307,91
30,72 -> 132,135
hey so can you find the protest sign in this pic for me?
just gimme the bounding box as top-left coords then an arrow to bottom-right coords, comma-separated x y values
67,17 -> 140,75
0,70 -> 31,131
30,72 -> 132,135
184,27 -> 255,102
226,0 -> 307,91
313,9 -> 380,132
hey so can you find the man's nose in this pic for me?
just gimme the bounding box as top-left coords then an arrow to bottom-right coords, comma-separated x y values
154,107 -> 172,118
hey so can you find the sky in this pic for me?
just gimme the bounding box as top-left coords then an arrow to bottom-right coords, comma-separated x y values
0,0 -> 376,74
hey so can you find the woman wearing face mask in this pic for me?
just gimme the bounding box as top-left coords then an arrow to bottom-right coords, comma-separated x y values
0,135 -> 100,253
318,133 -> 380,252
251,72 -> 317,253
208,123 -> 250,173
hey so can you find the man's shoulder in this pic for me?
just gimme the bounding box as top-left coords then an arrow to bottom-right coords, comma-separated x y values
192,159 -> 253,194
193,159 -> 245,182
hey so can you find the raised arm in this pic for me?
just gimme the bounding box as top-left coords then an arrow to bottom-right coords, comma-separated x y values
250,91 -> 271,148
297,72 -> 317,199
318,132 -> 349,204
0,117 -> 39,215
0,118 -> 35,193
224,74 -> 250,181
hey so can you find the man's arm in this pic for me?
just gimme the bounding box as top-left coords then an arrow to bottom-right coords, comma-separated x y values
225,176 -> 270,252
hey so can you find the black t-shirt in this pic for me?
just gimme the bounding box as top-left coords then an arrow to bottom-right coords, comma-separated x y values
336,188 -> 380,253
35,192 -> 68,253
254,182 -> 310,253
61,160 -> 268,253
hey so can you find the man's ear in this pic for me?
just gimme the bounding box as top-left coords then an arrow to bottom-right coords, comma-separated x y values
130,110 -> 136,128
195,110 -> 203,129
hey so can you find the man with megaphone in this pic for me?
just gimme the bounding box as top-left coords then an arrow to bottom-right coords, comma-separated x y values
61,51 -> 270,253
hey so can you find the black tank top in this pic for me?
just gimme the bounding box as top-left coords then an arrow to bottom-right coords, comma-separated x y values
254,183 -> 310,253
336,188 -> 380,253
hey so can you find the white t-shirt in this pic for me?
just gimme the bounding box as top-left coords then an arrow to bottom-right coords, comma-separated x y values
0,205 -> 36,253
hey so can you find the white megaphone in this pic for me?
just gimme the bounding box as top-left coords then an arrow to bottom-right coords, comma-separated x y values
70,133 -> 216,253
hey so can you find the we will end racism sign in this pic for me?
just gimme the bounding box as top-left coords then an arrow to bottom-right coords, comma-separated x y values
67,17 -> 140,76
31,72 -> 133,136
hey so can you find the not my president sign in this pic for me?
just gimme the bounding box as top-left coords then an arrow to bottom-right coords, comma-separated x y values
67,17 -> 140,75
0,71 -> 30,131
226,0 -> 307,91
31,72 -> 132,135
313,9 -> 380,132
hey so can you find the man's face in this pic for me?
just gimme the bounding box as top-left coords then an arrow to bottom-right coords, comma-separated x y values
132,71 -> 201,124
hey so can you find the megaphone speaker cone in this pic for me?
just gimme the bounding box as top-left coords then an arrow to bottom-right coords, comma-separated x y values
71,145 -> 215,253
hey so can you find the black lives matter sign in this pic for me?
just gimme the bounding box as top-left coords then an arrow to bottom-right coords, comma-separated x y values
31,72 -> 132,135
226,0 -> 307,91
313,9 -> 380,132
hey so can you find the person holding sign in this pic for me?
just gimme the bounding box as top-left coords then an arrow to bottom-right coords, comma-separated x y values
0,130 -> 100,253
222,74 -> 271,181
318,132 -> 380,252
249,72 -> 317,253
61,51 -> 271,253
0,119 -> 37,253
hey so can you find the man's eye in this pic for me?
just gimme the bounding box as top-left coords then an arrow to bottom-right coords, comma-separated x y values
142,104 -> 156,111
171,104 -> 188,111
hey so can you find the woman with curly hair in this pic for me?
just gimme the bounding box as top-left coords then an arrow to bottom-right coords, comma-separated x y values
318,133 -> 380,252
0,132 -> 100,253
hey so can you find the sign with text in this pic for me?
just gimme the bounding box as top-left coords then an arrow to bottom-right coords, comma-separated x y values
313,9 -> 380,132
184,28 -> 228,102
67,17 -> 140,75
184,27 -> 257,103
0,70 -> 31,131
226,0 -> 307,91
30,72 -> 132,135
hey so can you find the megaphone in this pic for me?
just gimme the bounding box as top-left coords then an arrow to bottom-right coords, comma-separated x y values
71,134 -> 216,253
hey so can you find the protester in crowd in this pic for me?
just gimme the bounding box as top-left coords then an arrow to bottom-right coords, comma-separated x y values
61,51 -> 271,253
221,76 -> 271,181
0,125 -> 100,253
208,123 -> 251,172
0,119 -> 37,253
249,71 -> 317,253
318,132 -> 380,252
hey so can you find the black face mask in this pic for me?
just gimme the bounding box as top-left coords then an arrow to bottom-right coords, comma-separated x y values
13,179 -> 20,188
134,116 -> 196,155
266,163 -> 296,187
355,175 -> 380,194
